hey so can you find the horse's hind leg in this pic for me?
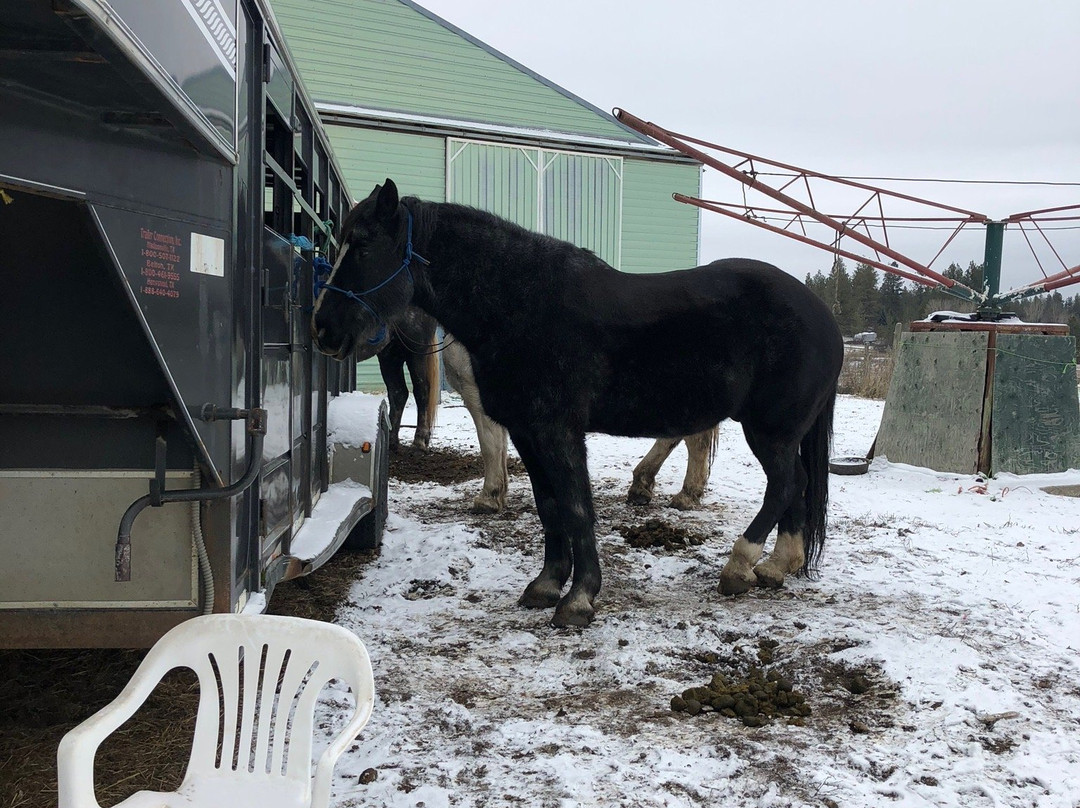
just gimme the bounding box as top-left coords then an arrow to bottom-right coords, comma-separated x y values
753,506 -> 807,589
719,427 -> 804,596
627,438 -> 679,505
670,426 -> 718,510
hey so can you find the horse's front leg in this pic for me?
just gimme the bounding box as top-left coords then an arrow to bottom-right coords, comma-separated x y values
405,352 -> 435,451
473,413 -> 509,513
443,341 -> 507,513
376,351 -> 409,451
512,429 -> 600,627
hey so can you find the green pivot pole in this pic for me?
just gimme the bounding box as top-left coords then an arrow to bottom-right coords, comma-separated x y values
978,220 -> 1005,320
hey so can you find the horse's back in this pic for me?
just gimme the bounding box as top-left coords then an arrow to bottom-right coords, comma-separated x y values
578,258 -> 842,439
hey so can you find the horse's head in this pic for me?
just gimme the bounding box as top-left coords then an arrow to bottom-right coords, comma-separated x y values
312,179 -> 421,359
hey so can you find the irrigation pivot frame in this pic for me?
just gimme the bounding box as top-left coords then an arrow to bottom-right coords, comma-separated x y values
614,109 -> 1080,319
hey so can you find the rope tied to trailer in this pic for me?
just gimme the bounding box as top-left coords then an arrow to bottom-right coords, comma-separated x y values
314,207 -> 429,345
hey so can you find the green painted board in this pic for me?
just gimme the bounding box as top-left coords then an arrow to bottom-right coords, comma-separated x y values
991,334 -> 1080,474
875,332 -> 989,473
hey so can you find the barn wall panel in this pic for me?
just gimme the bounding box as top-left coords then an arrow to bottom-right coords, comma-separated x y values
621,158 -> 701,274
326,125 -> 445,204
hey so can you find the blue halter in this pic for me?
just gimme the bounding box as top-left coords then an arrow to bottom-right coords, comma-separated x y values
314,208 -> 430,345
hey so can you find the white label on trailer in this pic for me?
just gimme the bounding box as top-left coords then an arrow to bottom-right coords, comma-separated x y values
190,232 -> 225,277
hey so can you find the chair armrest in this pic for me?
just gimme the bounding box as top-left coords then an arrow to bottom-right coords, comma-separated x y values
310,694 -> 375,806
56,664 -> 170,808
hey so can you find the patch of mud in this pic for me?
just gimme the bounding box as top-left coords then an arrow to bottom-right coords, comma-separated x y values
403,579 -> 456,600
617,518 -> 708,551
390,445 -> 525,485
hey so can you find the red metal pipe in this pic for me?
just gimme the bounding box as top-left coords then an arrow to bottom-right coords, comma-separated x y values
650,118 -> 988,220
676,194 -> 941,289
1001,264 -> 1080,299
1006,203 -> 1080,222
615,108 -> 972,292
691,200 -> 974,223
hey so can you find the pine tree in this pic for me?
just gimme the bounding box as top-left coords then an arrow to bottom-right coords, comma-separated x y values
880,271 -> 905,333
850,263 -> 879,332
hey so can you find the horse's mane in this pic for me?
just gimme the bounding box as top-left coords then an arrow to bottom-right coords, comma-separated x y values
401,196 -> 440,257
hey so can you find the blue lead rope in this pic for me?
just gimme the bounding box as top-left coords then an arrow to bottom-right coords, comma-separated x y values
314,209 -> 429,344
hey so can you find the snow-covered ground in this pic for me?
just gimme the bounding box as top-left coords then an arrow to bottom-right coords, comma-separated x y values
315,393 -> 1080,808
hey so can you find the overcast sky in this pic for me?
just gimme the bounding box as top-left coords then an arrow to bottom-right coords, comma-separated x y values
417,0 -> 1079,295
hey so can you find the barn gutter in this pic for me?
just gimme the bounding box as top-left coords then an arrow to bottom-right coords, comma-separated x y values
114,406 -> 267,582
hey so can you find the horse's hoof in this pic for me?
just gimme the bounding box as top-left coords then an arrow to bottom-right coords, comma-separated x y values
412,437 -> 430,452
470,496 -> 503,514
626,485 -> 653,506
753,562 -> 787,589
718,571 -> 756,596
551,593 -> 595,627
668,491 -> 700,511
518,580 -> 562,609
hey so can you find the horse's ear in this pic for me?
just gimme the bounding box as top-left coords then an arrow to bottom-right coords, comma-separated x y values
375,179 -> 399,223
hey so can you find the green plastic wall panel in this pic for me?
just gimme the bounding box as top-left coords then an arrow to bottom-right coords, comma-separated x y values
356,358 -> 384,392
327,125 -> 445,204
991,334 -> 1080,474
541,151 -> 622,267
621,158 -> 701,274
447,140 -> 540,229
447,140 -> 623,266
875,332 -> 989,474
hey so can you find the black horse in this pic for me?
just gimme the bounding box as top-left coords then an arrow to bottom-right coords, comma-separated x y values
313,180 -> 844,627
352,307 -> 440,452
359,303 -> 721,515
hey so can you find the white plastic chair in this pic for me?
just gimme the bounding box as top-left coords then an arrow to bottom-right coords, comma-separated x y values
57,614 -> 375,808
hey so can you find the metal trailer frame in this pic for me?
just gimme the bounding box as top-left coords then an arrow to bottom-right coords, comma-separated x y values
0,0 -> 387,648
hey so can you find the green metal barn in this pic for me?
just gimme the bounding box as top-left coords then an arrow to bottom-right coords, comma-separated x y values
269,0 -> 703,388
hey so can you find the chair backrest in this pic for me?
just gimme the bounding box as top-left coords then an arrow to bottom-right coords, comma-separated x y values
136,614 -> 374,791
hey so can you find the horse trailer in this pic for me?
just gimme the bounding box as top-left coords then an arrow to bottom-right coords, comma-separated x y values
0,0 -> 388,647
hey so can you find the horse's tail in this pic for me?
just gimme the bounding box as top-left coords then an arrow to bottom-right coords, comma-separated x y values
705,423 -> 720,476
801,384 -> 836,575
422,330 -> 440,431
